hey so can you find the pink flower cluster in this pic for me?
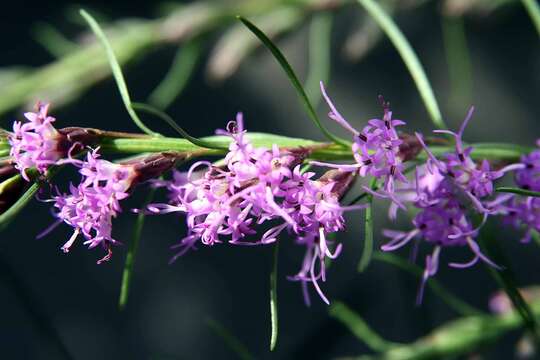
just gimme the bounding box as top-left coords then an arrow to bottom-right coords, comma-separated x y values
150,114 -> 364,304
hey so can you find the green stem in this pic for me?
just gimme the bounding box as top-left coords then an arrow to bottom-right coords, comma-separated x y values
206,318 -> 254,360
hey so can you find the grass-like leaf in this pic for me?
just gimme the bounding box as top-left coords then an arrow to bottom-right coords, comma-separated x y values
118,187 -> 156,310
0,181 -> 40,232
304,13 -> 333,107
206,318 -> 254,360
373,252 -> 483,316
521,0 -> 540,37
357,0 -> 446,130
479,231 -> 540,340
148,40 -> 202,110
358,178 -> 376,272
496,186 -> 540,198
131,102 -> 229,150
80,9 -> 160,136
238,16 -> 350,147
270,242 -> 279,351
329,301 -> 397,352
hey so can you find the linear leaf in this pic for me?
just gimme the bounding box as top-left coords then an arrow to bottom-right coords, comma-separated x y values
521,0 -> 540,37
304,13 -> 333,107
206,318 -> 254,360
479,230 -> 539,340
270,242 -> 279,351
80,9 -> 160,136
148,40 -> 202,110
496,186 -> 540,198
356,0 -> 446,129
131,102 -> 228,150
238,16 -> 350,147
118,187 -> 156,310
358,177 -> 376,272
330,301 -> 397,352
373,252 -> 482,316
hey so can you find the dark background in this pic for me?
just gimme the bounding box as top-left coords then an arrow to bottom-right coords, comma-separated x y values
1,0 -> 539,359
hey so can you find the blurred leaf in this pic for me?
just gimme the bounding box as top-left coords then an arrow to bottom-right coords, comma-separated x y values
357,0 -> 446,130
358,178 -> 377,272
32,22 -> 78,58
496,186 -> 540,197
304,12 -> 333,107
270,242 -> 279,351
118,187 -> 156,310
238,16 -> 351,147
207,7 -> 302,82
521,0 -> 540,37
441,15 -> 472,109
80,9 -> 160,136
0,67 -> 31,87
148,40 -> 202,110
206,318 -> 254,360
479,230 -> 540,340
373,252 -> 483,316
131,102 -> 228,150
330,301 -> 398,352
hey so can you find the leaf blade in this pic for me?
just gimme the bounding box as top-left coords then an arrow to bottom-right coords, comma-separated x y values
356,0 -> 446,129
238,16 -> 350,147
80,9 -> 160,136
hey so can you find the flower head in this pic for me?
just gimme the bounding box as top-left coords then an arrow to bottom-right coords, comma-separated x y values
317,82 -> 407,193
150,114 -> 363,304
40,149 -> 137,263
9,102 -> 66,180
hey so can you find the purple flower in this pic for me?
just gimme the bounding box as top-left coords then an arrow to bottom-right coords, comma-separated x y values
9,102 -> 66,180
150,114 -> 364,304
40,148 -> 137,264
513,140 -> 540,191
315,82 -> 407,193
381,108 -> 515,303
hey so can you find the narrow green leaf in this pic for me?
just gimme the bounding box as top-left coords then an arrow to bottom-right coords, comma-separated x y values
358,178 -> 376,272
0,182 -> 40,232
496,186 -> 540,198
118,187 -> 156,310
131,102 -> 229,150
270,242 -> 279,351
304,13 -> 333,107
479,232 -> 540,340
441,15 -> 472,109
373,252 -> 483,316
238,16 -> 351,147
206,318 -> 254,360
148,40 -> 202,110
329,301 -> 397,352
357,0 -> 446,130
79,9 -> 160,136
521,0 -> 540,37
